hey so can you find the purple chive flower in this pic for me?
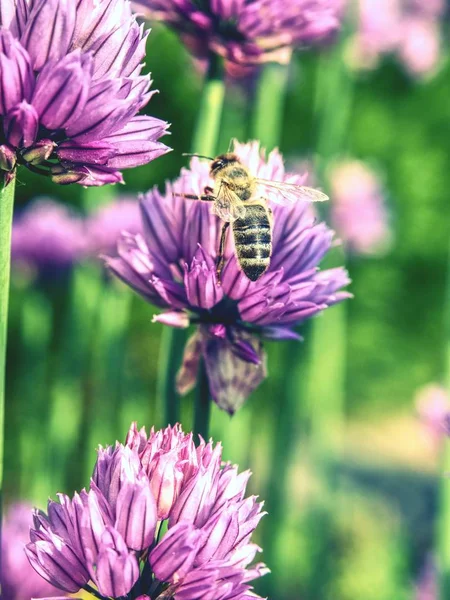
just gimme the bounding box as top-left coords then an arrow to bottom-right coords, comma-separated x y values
348,0 -> 444,77
11,198 -> 86,278
132,0 -> 344,70
106,140 -> 351,413
27,422 -> 267,600
85,196 -> 141,257
329,160 -> 392,256
0,0 -> 171,186
2,503 -> 66,600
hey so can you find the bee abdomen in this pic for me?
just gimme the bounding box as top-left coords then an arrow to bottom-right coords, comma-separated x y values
233,206 -> 272,281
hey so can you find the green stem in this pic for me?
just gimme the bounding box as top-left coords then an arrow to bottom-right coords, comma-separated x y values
85,283 -> 132,463
158,327 -> 187,426
251,62 -> 290,149
0,175 -> 15,515
18,288 -> 52,503
191,53 -> 225,157
306,295 -> 347,457
261,330 -> 310,598
193,359 -> 211,440
248,61 -> 292,599
438,444 -> 450,599
49,263 -> 103,493
305,35 -> 354,460
158,52 -> 225,429
314,35 -> 354,188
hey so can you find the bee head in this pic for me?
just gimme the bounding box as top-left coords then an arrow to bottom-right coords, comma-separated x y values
210,153 -> 239,176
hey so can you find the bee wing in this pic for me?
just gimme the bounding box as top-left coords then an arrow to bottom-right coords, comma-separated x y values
256,178 -> 329,205
212,183 -> 247,222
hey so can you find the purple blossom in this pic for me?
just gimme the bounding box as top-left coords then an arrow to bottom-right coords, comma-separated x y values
348,0 -> 444,77
0,0 -> 170,186
132,0 -> 344,70
329,160 -> 392,256
27,422 -> 267,600
106,140 -> 351,413
85,196 -> 141,256
1,503 -> 66,600
12,198 -> 86,276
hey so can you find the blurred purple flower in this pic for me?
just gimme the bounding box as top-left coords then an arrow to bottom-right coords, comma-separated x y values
85,196 -> 141,256
348,0 -> 444,77
329,160 -> 392,256
132,0 -> 344,70
0,0 -> 171,186
2,503 -> 65,600
415,383 -> 450,446
105,140 -> 351,413
398,17 -> 441,77
12,198 -> 86,276
27,422 -> 267,600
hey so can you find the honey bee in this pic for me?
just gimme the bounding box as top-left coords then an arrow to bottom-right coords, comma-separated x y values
179,152 -> 328,281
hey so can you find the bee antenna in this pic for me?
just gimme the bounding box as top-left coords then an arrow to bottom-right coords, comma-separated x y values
182,153 -> 214,160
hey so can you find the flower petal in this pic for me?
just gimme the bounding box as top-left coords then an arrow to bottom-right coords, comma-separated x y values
32,50 -> 93,130
4,101 -> 38,148
21,0 -> 76,71
0,30 -> 33,114
202,333 -> 267,414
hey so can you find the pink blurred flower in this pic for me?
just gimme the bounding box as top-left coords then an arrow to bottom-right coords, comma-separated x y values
2,503 -> 65,600
85,196 -> 141,257
415,384 -> 450,445
12,198 -> 86,275
329,160 -> 392,256
398,17 -> 441,77
349,0 -> 444,77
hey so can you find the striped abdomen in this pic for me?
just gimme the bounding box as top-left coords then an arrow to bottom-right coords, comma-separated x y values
232,204 -> 272,281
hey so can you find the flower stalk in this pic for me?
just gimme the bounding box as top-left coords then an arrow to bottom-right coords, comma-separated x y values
0,175 -> 15,515
251,62 -> 290,149
158,327 -> 187,426
438,443 -> 450,598
78,187 -> 133,481
17,288 -> 53,502
306,31 -> 353,459
191,53 -> 225,158
194,358 -> 211,439
158,52 -> 225,430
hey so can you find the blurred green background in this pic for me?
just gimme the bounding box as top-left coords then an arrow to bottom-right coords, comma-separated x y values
4,22 -> 450,600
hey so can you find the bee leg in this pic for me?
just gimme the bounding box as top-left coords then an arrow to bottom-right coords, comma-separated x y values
204,186 -> 214,195
173,192 -> 215,202
216,222 -> 230,283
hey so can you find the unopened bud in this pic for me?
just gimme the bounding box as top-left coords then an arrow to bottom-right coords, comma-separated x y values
51,165 -> 85,185
4,101 -> 38,148
22,139 -> 55,165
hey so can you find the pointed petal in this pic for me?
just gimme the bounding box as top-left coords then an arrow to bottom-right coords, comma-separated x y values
21,0 -> 76,71
202,334 -> 267,414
